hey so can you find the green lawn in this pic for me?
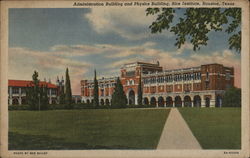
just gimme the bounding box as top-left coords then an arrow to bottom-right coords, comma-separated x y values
9,108 -> 170,150
178,108 -> 241,149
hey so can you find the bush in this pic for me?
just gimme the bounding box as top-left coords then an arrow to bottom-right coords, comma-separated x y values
222,87 -> 241,107
8,105 -> 30,111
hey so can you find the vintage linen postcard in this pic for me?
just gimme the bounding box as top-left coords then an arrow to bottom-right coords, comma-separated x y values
0,0 -> 249,157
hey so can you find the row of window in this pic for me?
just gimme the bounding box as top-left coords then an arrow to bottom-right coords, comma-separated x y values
9,88 -> 57,95
87,83 -> 116,88
143,72 -> 201,84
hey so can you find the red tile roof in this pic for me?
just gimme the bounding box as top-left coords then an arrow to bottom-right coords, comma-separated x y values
8,80 -> 57,88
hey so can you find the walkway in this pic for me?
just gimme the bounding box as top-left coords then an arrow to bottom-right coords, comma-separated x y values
157,108 -> 202,149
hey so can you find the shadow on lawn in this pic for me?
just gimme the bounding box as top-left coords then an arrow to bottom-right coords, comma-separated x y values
9,132 -> 136,150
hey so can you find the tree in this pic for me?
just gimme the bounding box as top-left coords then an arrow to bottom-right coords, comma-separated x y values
111,77 -> 127,108
222,87 -> 241,107
137,76 -> 143,105
40,85 -> 49,110
93,69 -> 99,108
64,68 -> 73,109
146,8 -> 241,52
26,71 -> 40,110
26,70 -> 49,110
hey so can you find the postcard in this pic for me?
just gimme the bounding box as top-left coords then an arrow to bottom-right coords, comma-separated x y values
0,0 -> 249,157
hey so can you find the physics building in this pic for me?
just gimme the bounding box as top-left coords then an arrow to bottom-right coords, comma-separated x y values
80,61 -> 234,107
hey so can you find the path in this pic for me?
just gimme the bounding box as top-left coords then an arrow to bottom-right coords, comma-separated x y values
157,108 -> 202,149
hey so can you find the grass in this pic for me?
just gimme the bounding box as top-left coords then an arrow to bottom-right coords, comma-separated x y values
9,108 -> 170,150
178,107 -> 241,149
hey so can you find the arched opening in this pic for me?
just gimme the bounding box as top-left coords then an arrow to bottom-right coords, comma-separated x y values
21,97 -> 26,105
100,99 -> 104,106
128,90 -> 135,105
193,95 -> 201,107
77,99 -> 81,104
205,97 -> 210,107
175,96 -> 182,107
91,99 -> 94,104
166,96 -> 173,107
86,99 -> 90,104
81,100 -> 85,104
150,97 -> 156,106
105,99 -> 110,106
216,95 -> 222,107
143,97 -> 149,105
158,96 -> 164,107
184,96 -> 192,107
52,99 -> 56,104
13,98 -> 19,105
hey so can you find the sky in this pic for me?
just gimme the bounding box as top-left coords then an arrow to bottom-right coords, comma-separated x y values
8,8 -> 241,94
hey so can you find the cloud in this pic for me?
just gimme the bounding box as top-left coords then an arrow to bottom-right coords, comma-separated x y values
9,44 -> 241,96
85,8 -> 172,40
50,44 -> 104,57
104,47 -> 241,87
8,47 -> 92,94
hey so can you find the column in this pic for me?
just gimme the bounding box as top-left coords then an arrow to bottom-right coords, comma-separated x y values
135,94 -> 138,105
156,100 -> 158,108
210,99 -> 216,108
18,88 -> 22,105
191,100 -> 194,107
49,89 -> 52,104
9,87 -> 13,105
201,98 -> 206,108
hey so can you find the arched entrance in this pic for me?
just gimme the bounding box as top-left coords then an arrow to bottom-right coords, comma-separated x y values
128,90 -> 135,105
193,95 -> 201,107
158,96 -> 164,107
175,96 -> 182,107
21,97 -> 26,105
216,95 -> 222,107
143,97 -> 149,105
86,99 -> 90,104
205,97 -> 210,107
184,96 -> 192,107
13,98 -> 19,105
105,99 -> 110,106
166,96 -> 173,107
100,99 -> 104,106
150,97 -> 156,106
52,99 -> 56,104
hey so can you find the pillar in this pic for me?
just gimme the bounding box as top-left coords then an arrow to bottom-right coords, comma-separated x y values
135,94 -> 138,105
201,99 -> 206,108
9,87 -> 13,105
191,100 -> 194,107
49,89 -> 52,104
210,99 -> 216,107
18,88 -> 22,105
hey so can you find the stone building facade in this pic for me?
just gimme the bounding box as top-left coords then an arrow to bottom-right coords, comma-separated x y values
81,61 -> 234,107
8,77 -> 65,105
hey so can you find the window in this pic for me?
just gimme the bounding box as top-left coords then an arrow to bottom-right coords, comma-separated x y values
126,71 -> 135,77
13,88 -> 19,94
225,73 -> 230,80
206,72 -> 209,80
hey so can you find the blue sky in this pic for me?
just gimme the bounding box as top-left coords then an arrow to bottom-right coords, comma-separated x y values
8,8 -> 241,94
